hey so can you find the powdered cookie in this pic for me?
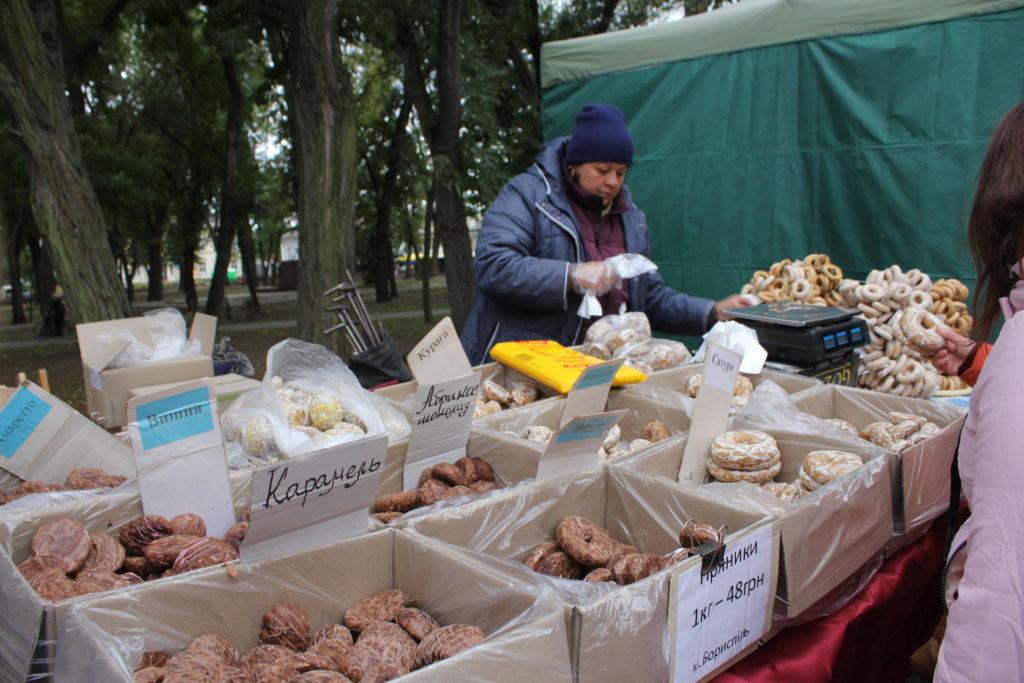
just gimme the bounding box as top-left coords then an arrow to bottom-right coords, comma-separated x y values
801,450 -> 863,490
710,430 -> 781,471
707,460 -> 781,484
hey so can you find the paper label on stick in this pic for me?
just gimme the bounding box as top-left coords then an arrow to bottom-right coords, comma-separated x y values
678,344 -> 741,485
407,317 -> 473,385
0,386 -> 51,459
536,410 -> 625,481
669,525 -> 773,682
561,358 -> 624,426
128,379 -> 235,537
242,434 -> 387,562
404,372 -> 480,489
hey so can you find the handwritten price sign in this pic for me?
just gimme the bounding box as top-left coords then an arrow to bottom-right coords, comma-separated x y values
669,524 -> 774,682
242,434 -> 388,562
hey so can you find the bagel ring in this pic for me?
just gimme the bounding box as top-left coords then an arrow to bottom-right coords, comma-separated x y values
858,283 -> 884,302
791,278 -> 812,300
909,290 -> 933,309
896,359 -> 924,384
900,307 -> 944,354
822,263 -> 842,282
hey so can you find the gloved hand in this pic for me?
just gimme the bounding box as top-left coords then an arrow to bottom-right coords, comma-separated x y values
569,261 -> 620,297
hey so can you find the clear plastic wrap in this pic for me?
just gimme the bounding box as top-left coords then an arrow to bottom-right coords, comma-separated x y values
55,529 -> 571,682
579,309 -> 692,375
616,381 -> 895,620
575,254 -> 659,318
376,361 -> 561,422
97,309 -> 201,368
0,482 -> 258,680
220,339 -> 409,464
789,384 -> 965,540
399,466 -> 776,682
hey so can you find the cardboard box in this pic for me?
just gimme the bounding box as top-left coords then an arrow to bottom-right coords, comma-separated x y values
632,365 -> 820,396
55,529 -> 572,681
0,481 -> 254,681
619,424 -> 892,619
128,373 -> 260,405
400,467 -> 779,682
790,385 -> 966,539
0,381 -> 135,495
375,361 -> 563,420
76,314 -> 217,428
605,367 -> 821,435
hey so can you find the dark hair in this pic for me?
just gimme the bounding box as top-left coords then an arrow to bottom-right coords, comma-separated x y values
968,100 -> 1024,342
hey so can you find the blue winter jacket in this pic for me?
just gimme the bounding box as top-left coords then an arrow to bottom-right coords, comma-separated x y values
460,136 -> 716,365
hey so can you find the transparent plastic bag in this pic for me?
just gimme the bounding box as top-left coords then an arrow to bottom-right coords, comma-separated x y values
221,339 -> 409,463
580,309 -> 691,373
99,309 -> 201,368
576,254 -> 658,318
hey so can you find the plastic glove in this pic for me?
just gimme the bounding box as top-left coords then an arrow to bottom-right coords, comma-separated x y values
569,261 -> 620,296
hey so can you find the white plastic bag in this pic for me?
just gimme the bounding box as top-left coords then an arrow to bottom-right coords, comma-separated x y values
576,254 -> 658,318
99,308 -> 201,368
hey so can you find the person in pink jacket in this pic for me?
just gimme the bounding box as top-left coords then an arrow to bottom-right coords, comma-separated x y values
935,99 -> 1024,682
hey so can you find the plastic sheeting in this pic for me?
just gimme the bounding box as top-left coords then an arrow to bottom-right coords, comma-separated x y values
790,384 -> 965,539
542,2 -> 1024,312
399,466 -> 777,682
618,381 -> 894,619
55,529 -> 572,682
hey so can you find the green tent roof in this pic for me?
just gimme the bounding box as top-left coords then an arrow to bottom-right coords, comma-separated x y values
542,0 -> 1024,89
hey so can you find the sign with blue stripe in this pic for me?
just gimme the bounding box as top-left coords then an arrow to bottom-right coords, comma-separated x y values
0,387 -> 51,459
136,387 -> 214,450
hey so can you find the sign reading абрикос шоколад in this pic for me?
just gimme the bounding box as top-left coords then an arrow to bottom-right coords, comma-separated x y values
669,524 -> 773,682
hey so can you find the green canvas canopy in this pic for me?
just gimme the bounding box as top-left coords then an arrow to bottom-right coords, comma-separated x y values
540,0 -> 1024,329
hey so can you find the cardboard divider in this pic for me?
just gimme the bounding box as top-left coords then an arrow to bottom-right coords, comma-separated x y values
55,529 -> 572,682
790,385 -> 966,540
399,467 -> 778,682
617,424 -> 892,620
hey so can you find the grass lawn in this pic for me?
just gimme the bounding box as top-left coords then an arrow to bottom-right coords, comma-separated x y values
0,276 -> 448,416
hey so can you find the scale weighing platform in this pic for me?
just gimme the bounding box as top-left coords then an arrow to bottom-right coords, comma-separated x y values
722,302 -> 869,384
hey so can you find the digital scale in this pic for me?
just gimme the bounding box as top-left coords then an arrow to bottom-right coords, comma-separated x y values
722,302 -> 869,385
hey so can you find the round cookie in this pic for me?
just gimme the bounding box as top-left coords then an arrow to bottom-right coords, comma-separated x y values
555,516 -> 617,567
707,460 -> 781,484
710,431 -> 781,471
801,450 -> 863,490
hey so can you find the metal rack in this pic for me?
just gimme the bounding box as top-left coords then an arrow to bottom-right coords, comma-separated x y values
324,270 -> 385,353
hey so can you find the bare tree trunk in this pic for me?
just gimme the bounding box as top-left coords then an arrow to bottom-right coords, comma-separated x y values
2,204 -> 27,324
283,0 -> 357,356
420,195 -> 435,323
145,208 -> 166,302
0,0 -> 130,323
205,55 -> 244,318
395,0 -> 474,331
237,218 -> 262,315
372,96 -> 412,304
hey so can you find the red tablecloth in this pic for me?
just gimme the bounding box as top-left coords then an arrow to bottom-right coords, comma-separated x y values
716,516 -> 947,683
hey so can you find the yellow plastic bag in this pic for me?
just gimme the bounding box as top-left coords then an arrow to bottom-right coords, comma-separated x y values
489,340 -> 647,394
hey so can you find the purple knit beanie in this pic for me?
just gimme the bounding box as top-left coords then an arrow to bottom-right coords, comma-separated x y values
564,103 -> 634,166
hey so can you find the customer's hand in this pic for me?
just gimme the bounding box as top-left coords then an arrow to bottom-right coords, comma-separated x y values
715,294 -> 755,320
933,325 -> 976,375
569,261 -> 621,296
